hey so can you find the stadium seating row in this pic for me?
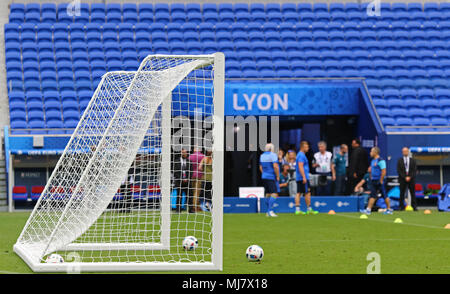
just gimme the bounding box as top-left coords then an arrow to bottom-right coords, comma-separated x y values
9,2 -> 450,15
9,12 -> 450,24
7,21 -> 450,34
6,29 -> 450,44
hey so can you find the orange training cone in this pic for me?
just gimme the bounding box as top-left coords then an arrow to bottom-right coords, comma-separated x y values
445,224 -> 450,229
328,210 -> 336,215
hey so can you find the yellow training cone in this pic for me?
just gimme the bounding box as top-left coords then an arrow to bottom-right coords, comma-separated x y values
328,210 -> 336,215
405,206 -> 413,211
394,218 -> 403,223
360,214 -> 368,219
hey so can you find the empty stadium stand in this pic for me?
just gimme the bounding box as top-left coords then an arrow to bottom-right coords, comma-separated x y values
4,2 -> 450,134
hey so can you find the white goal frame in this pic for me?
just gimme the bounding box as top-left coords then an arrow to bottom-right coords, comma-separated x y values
13,53 -> 225,272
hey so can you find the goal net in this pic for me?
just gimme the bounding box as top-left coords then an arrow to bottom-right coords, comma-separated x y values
14,53 -> 224,272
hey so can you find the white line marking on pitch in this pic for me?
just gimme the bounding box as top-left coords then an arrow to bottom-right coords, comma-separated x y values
0,270 -> 21,274
224,238 -> 450,245
334,213 -> 448,230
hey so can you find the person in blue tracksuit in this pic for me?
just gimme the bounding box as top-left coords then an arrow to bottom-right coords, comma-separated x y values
360,147 -> 393,215
294,141 -> 318,215
259,143 -> 280,217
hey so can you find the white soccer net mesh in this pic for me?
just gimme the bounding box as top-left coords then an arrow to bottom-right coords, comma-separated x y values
15,55 -> 222,270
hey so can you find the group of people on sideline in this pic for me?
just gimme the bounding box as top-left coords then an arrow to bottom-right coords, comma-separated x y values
269,138 -> 368,198
260,141 -> 319,217
172,148 -> 213,213
260,138 -> 418,217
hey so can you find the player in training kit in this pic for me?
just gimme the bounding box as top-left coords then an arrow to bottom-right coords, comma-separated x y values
360,147 -> 393,215
259,143 -> 280,217
295,141 -> 318,215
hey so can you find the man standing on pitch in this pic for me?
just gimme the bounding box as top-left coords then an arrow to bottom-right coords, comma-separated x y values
333,144 -> 348,195
349,138 -> 369,192
397,147 -> 418,211
189,148 -> 204,212
360,147 -> 393,215
259,143 -> 280,217
173,148 -> 192,213
312,141 -> 333,195
295,141 -> 319,215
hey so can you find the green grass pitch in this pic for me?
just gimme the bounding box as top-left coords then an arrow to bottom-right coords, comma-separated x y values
0,211 -> 449,274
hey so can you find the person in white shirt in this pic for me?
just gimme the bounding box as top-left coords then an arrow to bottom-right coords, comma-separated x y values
312,141 -> 334,195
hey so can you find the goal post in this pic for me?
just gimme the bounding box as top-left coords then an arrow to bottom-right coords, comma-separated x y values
14,53 -> 225,272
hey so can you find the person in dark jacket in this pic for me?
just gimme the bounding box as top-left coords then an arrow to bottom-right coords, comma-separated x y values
305,141 -> 315,172
348,138 -> 369,193
173,148 -> 192,212
396,147 -> 418,211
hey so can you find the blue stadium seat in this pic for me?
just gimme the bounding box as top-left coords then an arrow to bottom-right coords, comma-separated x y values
313,3 -> 329,13
56,65 -> 74,77
381,117 -> 396,126
9,12 -> 25,23
137,12 -> 153,23
46,109 -> 63,121
396,117 -> 413,126
10,3 -> 25,14
201,3 -> 216,13
42,12 -> 57,23
413,117 -> 430,126
203,12 -> 219,23
106,12 -> 121,23
392,3 -> 407,12
409,107 -> 426,118
422,98 -> 440,109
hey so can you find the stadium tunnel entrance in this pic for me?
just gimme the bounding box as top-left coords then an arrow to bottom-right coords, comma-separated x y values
225,115 -> 359,196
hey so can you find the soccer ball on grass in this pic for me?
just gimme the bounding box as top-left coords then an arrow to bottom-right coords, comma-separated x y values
246,245 -> 264,262
45,253 -> 64,263
182,236 -> 198,251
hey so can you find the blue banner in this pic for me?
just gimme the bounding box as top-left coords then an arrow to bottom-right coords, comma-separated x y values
410,147 -> 450,153
223,197 -> 258,213
223,196 -> 361,214
8,136 -> 70,155
260,196 -> 360,213
225,82 -> 361,116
